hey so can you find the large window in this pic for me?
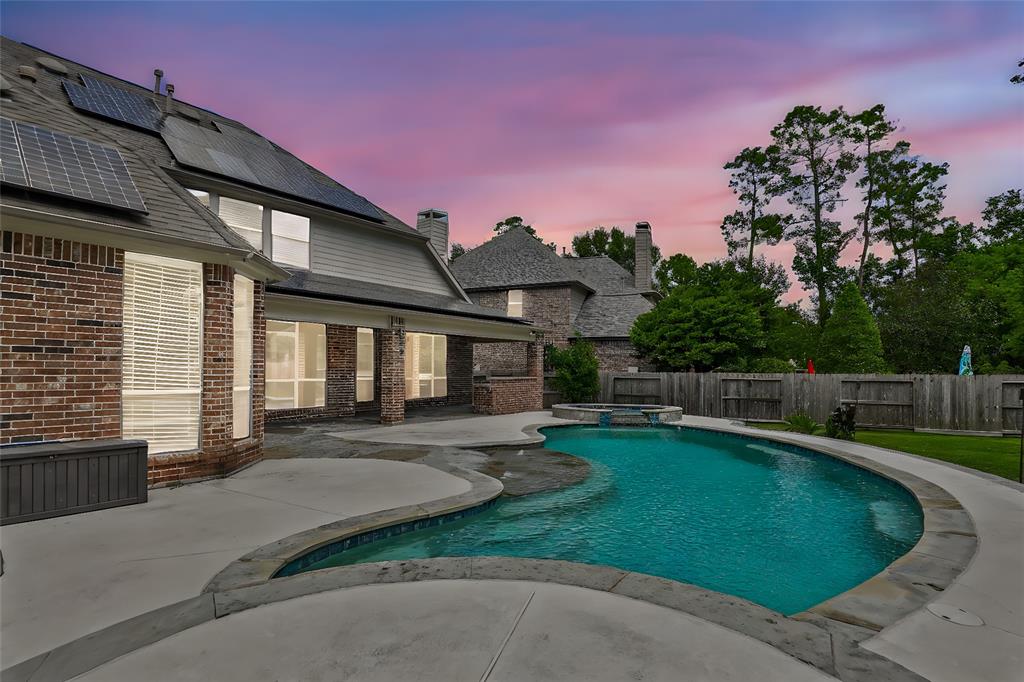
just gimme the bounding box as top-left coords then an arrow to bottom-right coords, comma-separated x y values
233,275 -> 254,439
356,327 -> 374,402
218,196 -> 263,250
122,253 -> 203,454
271,210 -> 310,269
405,333 -> 446,399
266,321 -> 326,409
507,289 -> 523,317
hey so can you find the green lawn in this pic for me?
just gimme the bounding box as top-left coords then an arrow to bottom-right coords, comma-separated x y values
752,423 -> 1022,481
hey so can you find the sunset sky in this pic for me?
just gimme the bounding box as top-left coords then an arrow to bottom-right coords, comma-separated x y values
4,1 -> 1022,303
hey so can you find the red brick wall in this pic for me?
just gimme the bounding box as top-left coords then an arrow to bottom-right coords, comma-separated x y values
265,323 -> 356,422
1,231 -> 123,444
469,287 -> 570,375
379,326 -> 405,424
472,377 -> 543,415
589,339 -> 656,372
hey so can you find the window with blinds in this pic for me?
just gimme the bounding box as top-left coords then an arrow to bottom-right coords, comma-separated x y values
233,275 -> 254,439
219,196 -> 263,250
271,210 -> 310,269
507,289 -> 523,317
266,321 -> 326,409
404,333 -> 446,399
122,253 -> 203,454
356,327 -> 374,402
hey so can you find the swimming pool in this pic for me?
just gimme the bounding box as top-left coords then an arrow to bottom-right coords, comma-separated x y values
283,426 -> 923,614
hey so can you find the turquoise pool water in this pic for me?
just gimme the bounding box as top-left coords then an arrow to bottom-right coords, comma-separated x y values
292,426 -> 923,614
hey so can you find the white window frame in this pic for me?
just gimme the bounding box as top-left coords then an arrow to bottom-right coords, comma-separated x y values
218,196 -> 264,251
404,333 -> 447,399
271,209 -> 310,269
122,253 -> 203,455
356,327 -> 374,402
266,320 -> 326,410
233,275 -> 254,439
507,289 -> 523,317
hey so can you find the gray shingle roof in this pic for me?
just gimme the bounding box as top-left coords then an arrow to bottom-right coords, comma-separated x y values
0,37 -> 420,252
565,256 -> 651,295
450,227 -> 590,291
573,293 -> 654,338
269,269 -> 530,324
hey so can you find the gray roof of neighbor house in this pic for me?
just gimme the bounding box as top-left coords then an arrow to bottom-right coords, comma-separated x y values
450,226 -> 656,338
450,227 -> 594,291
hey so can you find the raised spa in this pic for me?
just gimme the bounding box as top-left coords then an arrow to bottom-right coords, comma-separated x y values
551,403 -> 683,425
280,426 -> 923,615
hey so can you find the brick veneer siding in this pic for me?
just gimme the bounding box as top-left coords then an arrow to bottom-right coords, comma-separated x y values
265,324 -> 357,422
1,231 -> 123,444
469,287 -> 569,375
589,338 -> 656,372
379,326 -> 405,424
472,377 -> 543,415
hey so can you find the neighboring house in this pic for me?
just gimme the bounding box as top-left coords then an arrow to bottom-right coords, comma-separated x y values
450,223 -> 660,372
0,38 -> 541,487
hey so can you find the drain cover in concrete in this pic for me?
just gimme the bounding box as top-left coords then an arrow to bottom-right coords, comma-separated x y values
926,603 -> 984,626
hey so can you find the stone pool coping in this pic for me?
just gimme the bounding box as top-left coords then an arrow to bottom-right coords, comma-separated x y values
551,403 -> 684,423
4,421 -> 978,682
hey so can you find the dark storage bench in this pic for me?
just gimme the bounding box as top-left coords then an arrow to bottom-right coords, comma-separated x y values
1,439 -> 148,525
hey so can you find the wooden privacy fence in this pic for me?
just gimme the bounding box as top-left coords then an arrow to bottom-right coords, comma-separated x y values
598,372 -> 1024,434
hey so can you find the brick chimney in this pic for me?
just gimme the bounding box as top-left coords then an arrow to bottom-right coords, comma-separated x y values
417,209 -> 449,260
634,221 -> 653,290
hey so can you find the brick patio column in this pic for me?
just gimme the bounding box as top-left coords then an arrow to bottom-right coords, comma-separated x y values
526,334 -> 545,378
378,318 -> 406,424
201,263 -> 234,454
326,325 -> 356,417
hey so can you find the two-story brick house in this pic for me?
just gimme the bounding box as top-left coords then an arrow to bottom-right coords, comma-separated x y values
451,223 -> 660,372
0,38 -> 541,487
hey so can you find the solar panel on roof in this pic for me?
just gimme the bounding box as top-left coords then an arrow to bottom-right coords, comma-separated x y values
0,116 -> 147,213
161,117 -> 382,222
63,75 -> 163,133
0,117 -> 29,187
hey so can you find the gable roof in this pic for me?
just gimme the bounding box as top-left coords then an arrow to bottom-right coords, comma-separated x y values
0,37 -> 423,260
450,227 -> 592,291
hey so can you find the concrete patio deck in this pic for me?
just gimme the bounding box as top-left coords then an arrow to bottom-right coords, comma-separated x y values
2,412 -> 1021,682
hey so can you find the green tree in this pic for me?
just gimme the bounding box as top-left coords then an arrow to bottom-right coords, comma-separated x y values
816,282 -> 886,373
898,155 -> 949,270
572,226 -> 661,274
771,106 -> 859,324
720,146 -> 788,268
494,216 -> 557,250
980,189 -> 1024,244
548,339 -> 600,402
849,104 -> 897,289
956,240 -> 1024,370
877,262 -> 999,373
653,253 -> 699,294
630,279 -> 765,371
764,304 -> 818,367
449,242 -> 467,263
1012,58 -> 1024,85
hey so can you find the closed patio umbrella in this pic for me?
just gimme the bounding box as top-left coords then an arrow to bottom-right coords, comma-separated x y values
958,345 -> 973,376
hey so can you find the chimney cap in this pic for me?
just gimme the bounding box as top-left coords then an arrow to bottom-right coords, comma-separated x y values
635,221 -> 651,231
418,208 -> 448,217
154,68 -> 164,77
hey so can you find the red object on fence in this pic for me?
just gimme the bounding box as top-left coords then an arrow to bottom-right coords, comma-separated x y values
807,358 -> 816,374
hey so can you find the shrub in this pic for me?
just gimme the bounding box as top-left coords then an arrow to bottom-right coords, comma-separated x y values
782,412 -> 819,434
549,339 -> 600,403
817,282 -> 887,373
825,404 -> 857,440
750,357 -> 795,373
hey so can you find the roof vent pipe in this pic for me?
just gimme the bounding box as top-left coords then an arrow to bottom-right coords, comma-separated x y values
153,69 -> 163,95
17,66 -> 37,83
163,83 -> 174,116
